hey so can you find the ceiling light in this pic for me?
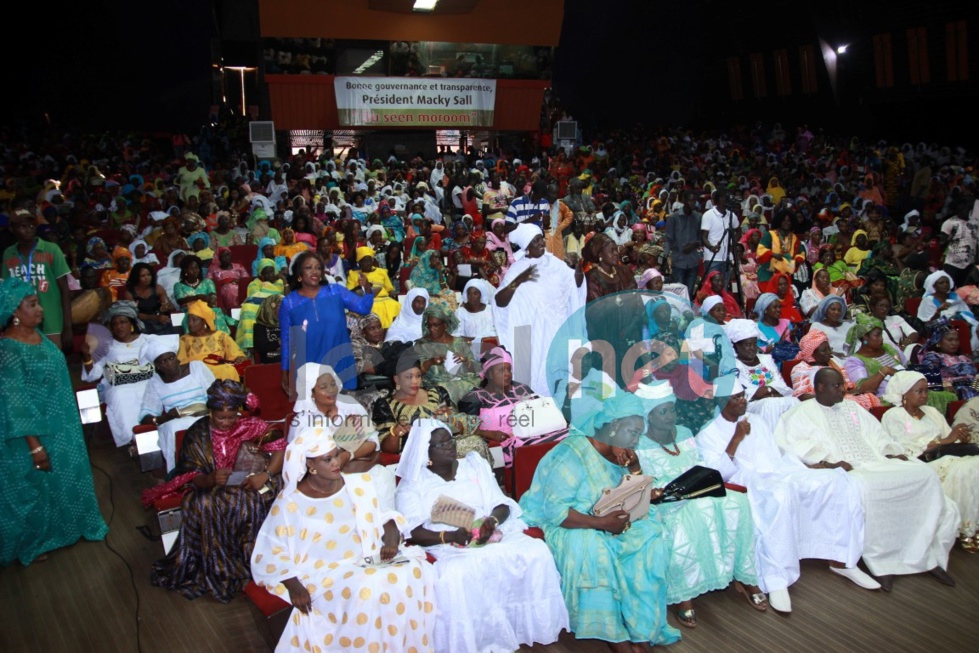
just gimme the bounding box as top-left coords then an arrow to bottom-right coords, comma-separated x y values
836,45 -> 848,54
414,0 -> 439,12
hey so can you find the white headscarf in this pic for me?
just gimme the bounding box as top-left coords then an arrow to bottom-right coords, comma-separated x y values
724,318 -> 761,344
365,224 -> 385,241
712,373 -> 747,398
293,363 -> 344,413
923,270 -> 954,296
881,371 -> 927,407
510,223 -> 543,261
140,334 -> 179,366
395,418 -> 449,484
128,239 -> 159,265
461,278 -> 494,305
700,295 -> 724,316
385,287 -> 430,343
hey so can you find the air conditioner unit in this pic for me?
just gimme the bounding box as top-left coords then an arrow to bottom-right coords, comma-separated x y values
249,121 -> 276,144
556,121 -> 578,141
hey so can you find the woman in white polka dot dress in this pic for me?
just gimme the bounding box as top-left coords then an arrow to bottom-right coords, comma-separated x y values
252,426 -> 436,653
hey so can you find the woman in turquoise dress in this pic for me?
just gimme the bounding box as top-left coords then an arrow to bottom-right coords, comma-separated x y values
633,380 -> 765,628
0,278 -> 108,566
519,390 -> 680,653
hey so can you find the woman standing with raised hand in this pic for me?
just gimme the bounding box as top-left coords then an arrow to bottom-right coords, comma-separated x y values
0,278 -> 108,566
279,251 -> 375,398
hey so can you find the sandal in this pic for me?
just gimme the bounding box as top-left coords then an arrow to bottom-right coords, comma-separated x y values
674,608 -> 697,628
734,581 -> 769,612
959,536 -> 979,553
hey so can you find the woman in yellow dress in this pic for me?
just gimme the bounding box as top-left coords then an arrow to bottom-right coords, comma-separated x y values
178,300 -> 248,381
346,246 -> 401,328
274,228 -> 309,264
251,425 -> 436,653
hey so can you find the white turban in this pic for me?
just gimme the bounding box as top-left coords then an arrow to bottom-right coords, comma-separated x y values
293,363 -> 349,413
881,371 -> 927,407
395,418 -> 450,484
634,379 -> 677,414
724,318 -> 761,344
140,334 -> 179,366
700,295 -> 724,316
712,373 -> 746,399
510,224 -> 543,261
923,270 -> 954,295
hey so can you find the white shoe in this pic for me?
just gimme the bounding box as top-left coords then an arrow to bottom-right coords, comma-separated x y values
768,588 -> 792,613
830,565 -> 882,590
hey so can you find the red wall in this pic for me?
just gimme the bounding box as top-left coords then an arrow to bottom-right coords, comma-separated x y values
259,0 -> 564,47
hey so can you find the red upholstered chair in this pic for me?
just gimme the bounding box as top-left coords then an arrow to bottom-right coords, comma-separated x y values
870,406 -> 892,421
781,359 -> 802,387
512,440 -> 560,502
904,296 -> 922,317
946,400 -> 967,423
245,364 -> 291,422
236,276 -> 255,307
243,581 -> 292,650
229,244 -> 259,270
744,297 -> 756,317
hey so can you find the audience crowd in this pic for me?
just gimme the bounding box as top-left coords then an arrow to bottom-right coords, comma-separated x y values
2,115 -> 979,653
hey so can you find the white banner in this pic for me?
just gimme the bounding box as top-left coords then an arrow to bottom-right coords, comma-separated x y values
334,77 -> 497,127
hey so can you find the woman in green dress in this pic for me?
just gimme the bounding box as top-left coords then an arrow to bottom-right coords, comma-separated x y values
0,278 -> 108,566
634,380 -> 765,628
519,390 -> 680,653
414,302 -> 481,404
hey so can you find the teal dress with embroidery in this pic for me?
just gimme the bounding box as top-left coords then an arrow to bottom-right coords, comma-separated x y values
0,334 -> 108,565
519,435 -> 680,646
635,426 -> 757,604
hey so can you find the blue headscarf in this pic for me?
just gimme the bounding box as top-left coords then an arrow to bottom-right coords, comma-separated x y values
752,292 -> 779,319
0,278 -> 36,326
811,295 -> 847,324
252,236 -> 287,276
575,388 -> 645,440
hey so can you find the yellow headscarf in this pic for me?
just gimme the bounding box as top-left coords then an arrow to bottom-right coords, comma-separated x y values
186,300 -> 216,331
356,246 -> 376,262
850,229 -> 868,248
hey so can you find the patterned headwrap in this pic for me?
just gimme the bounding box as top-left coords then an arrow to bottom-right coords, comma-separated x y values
104,300 -> 145,331
480,346 -> 512,379
845,312 -> 897,357
924,317 -> 953,351
0,278 -> 36,326
86,237 -> 108,257
421,302 -> 460,336
186,231 -> 209,249
796,329 -> 829,363
186,299 -> 216,331
206,379 -> 250,411
281,425 -> 338,495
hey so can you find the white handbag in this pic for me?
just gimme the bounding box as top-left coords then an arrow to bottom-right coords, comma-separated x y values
593,474 -> 655,523
511,396 -> 567,440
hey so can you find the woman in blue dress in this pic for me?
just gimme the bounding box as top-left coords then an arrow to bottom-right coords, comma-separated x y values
278,252 -> 375,397
519,390 -> 680,653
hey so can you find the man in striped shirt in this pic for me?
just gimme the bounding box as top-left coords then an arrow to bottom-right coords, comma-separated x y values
505,181 -> 550,228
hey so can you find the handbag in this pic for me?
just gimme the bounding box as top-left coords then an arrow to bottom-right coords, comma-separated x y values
233,441 -> 271,474
918,443 -> 979,463
512,396 -> 567,440
652,465 -> 726,504
105,360 -> 155,386
593,474 -> 654,523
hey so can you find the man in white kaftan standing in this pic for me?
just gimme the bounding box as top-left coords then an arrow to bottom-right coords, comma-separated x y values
775,368 -> 959,592
698,375 -> 876,614
494,224 -> 586,397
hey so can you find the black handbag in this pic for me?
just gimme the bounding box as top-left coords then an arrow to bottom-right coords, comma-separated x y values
652,465 -> 727,504
918,443 -> 979,462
